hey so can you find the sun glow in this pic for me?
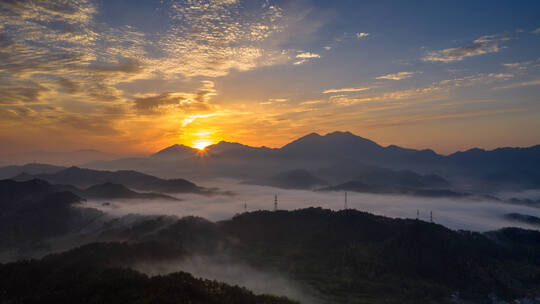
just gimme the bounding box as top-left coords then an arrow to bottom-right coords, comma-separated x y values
192,140 -> 213,150
181,129 -> 221,150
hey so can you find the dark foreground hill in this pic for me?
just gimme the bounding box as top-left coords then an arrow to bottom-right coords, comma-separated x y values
0,242 -> 297,304
6,208 -> 538,303
1,179 -> 540,303
217,209 -> 540,303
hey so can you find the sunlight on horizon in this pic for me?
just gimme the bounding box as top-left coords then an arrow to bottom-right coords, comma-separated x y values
181,129 -> 221,150
192,140 -> 213,150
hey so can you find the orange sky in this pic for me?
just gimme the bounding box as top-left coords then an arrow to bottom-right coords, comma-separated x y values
1,0 -> 540,156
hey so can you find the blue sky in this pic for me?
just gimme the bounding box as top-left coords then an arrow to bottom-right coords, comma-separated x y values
0,0 -> 539,154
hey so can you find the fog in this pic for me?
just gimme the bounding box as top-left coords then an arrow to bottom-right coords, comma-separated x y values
135,255 -> 323,303
83,178 -> 540,232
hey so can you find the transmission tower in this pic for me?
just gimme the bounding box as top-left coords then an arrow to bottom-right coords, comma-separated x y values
344,191 -> 348,210
274,194 -> 278,211
244,202 -> 247,213
430,211 -> 433,223
416,209 -> 419,220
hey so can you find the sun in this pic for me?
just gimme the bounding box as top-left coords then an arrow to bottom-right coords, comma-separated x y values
192,140 -> 213,150
181,129 -> 221,151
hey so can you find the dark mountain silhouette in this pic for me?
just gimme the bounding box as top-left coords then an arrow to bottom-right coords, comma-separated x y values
4,207 -> 538,303
13,166 -> 210,194
0,179 -> 101,247
317,160 -> 448,185
316,162 -> 458,196
150,144 -> 200,160
447,145 -> 540,188
280,131 -> 382,159
217,209 -> 540,302
0,178 -> 178,202
0,242 -> 296,304
80,131 -> 540,192
321,180 -> 468,197
0,163 -> 65,179
1,182 -> 540,303
83,182 -> 180,201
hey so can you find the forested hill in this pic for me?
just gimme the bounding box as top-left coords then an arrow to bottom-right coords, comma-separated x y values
0,242 -> 297,304
1,205 -> 540,303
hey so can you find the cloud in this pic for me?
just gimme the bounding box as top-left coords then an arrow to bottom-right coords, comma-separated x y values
0,80 -> 49,104
151,0 -> 290,77
423,34 -> 510,62
532,28 -> 540,34
437,73 -> 514,87
376,71 -> 417,80
296,52 -> 320,59
260,98 -> 288,105
323,46 -> 332,51
322,87 -> 370,94
356,32 -> 369,39
133,81 -> 216,115
494,79 -> 540,90
83,179 -> 540,232
299,99 -> 324,105
294,52 -> 320,65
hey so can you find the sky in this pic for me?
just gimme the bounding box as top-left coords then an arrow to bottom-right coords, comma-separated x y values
1,0 -> 539,155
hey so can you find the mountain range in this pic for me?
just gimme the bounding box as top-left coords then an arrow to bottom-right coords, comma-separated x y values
2,131 -> 539,196
11,166 -> 211,194
83,131 -> 540,194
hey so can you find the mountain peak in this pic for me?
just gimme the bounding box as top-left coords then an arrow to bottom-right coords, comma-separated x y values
152,144 -> 199,159
325,131 -> 354,137
281,131 -> 380,153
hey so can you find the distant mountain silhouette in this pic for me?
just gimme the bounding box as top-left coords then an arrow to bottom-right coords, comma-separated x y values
150,144 -> 199,160
280,131 -> 380,158
321,180 -> 468,197
0,163 -> 65,179
83,182 -> 180,201
75,131 -> 540,192
13,166 -> 209,194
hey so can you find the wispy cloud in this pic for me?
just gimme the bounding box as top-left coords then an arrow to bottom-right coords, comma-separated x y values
322,87 -> 370,94
376,71 -> 417,80
494,79 -> 540,90
133,81 -> 216,115
296,52 -> 321,59
260,98 -> 288,105
294,52 -> 320,65
423,34 -> 510,62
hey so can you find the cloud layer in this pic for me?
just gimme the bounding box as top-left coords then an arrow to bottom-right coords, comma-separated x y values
423,35 -> 510,62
